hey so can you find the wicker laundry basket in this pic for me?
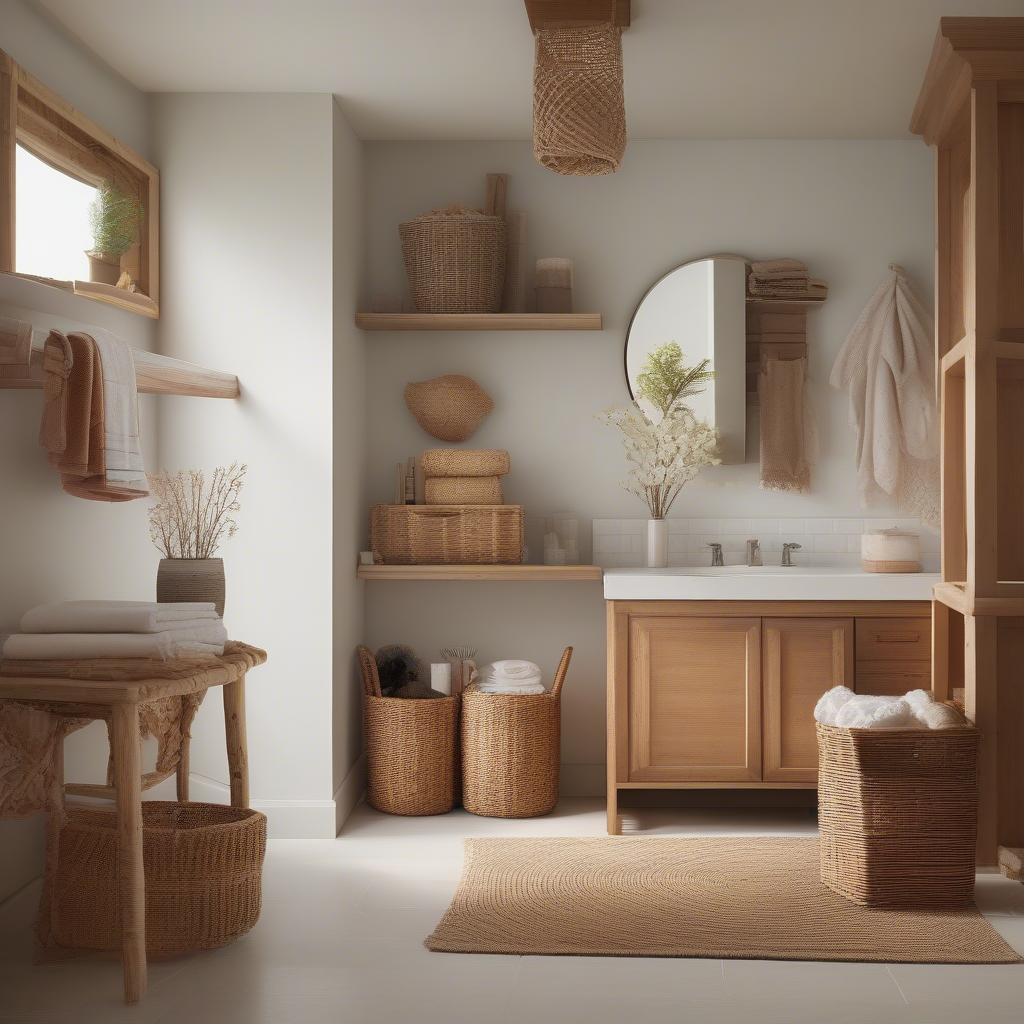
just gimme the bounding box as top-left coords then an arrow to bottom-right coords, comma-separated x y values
371,504 -> 524,565
461,647 -> 572,818
358,646 -> 457,816
816,722 -> 980,908
400,207 -> 506,313
49,802 -> 265,954
533,24 -> 626,176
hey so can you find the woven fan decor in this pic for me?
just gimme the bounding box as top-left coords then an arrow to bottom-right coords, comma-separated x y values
533,23 -> 626,176
400,206 -> 506,313
404,374 -> 494,442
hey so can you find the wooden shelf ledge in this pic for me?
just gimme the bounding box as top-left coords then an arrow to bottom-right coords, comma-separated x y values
0,337 -> 239,399
934,580 -> 1024,616
357,564 -> 603,582
355,312 -> 602,332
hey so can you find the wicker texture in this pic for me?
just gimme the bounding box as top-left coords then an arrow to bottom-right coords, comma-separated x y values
48,802 -> 265,954
371,504 -> 524,565
404,375 -> 494,443
816,723 -> 979,908
358,646 -> 457,816
156,557 -> 225,616
420,448 -> 510,478
461,647 -> 571,818
425,836 -> 1020,963
400,208 -> 506,313
424,476 -> 502,505
533,24 -> 626,176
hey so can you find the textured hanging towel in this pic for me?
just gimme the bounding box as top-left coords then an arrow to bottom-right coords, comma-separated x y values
39,329 -> 148,501
830,265 -> 938,525
760,357 -> 811,493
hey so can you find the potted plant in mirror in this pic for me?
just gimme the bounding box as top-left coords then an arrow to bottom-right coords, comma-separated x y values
87,182 -> 143,286
148,464 -> 246,616
601,343 -> 719,568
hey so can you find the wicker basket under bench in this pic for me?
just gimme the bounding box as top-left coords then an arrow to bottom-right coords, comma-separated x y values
371,504 -> 524,565
816,722 -> 979,908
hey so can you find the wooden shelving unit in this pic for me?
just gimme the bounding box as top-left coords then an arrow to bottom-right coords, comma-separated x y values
357,564 -> 603,582
912,17 -> 1024,871
355,312 -> 602,331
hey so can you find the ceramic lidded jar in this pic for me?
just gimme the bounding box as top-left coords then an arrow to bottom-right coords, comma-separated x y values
860,529 -> 921,573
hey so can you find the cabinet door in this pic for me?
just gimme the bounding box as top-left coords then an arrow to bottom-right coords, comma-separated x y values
628,616 -> 761,782
763,618 -> 854,783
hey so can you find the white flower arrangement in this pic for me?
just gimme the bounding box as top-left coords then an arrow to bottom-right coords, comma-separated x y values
601,342 -> 720,519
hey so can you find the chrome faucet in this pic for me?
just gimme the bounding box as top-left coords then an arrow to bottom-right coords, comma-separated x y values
781,542 -> 802,567
708,542 -> 724,567
746,539 -> 762,566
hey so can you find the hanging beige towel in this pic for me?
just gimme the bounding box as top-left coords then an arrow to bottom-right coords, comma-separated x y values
38,331 -> 73,456
830,265 -> 938,524
760,357 -> 811,493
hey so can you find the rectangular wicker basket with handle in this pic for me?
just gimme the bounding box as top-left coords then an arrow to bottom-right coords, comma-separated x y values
371,504 -> 524,564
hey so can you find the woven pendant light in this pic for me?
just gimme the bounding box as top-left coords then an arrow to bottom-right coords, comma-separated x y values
532,22 -> 626,176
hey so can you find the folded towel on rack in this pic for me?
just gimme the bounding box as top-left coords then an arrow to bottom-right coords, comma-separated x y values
749,259 -> 808,281
0,316 -> 33,380
748,277 -> 828,299
38,331 -> 73,454
40,330 -> 148,501
1,624 -> 227,661
20,600 -> 219,634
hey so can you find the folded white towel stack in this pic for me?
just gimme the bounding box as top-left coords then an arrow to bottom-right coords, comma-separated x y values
813,685 -> 965,730
2,600 -> 227,660
473,659 -> 545,695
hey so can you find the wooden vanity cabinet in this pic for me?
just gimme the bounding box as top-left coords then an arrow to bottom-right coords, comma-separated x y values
606,600 -> 930,834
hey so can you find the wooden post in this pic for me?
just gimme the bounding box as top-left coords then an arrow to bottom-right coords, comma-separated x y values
0,49 -> 16,273
223,675 -> 249,808
176,735 -> 190,802
110,703 -> 146,1004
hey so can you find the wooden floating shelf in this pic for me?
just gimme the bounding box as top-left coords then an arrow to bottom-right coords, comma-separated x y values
354,312 -> 603,332
933,580 -> 1024,616
0,340 -> 239,399
6,272 -> 158,318
357,564 -> 603,582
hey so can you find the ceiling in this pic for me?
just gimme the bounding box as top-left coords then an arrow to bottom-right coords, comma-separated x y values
35,0 -> 1024,140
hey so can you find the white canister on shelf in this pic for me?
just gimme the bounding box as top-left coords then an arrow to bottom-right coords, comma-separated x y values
861,528 -> 921,573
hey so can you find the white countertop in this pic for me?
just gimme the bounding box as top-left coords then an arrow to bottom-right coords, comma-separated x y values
602,565 -> 939,601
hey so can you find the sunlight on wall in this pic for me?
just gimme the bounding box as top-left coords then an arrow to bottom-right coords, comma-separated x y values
15,145 -> 96,282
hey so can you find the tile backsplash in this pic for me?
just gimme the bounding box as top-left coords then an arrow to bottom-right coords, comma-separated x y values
591,517 -> 940,570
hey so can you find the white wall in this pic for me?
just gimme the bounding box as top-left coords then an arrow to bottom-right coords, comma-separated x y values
0,0 -> 155,901
363,139 -> 934,794
152,92 -> 359,837
331,98 -> 366,830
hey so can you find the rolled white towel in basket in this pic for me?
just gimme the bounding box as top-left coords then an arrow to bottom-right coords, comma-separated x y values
473,659 -> 545,695
814,685 -> 965,729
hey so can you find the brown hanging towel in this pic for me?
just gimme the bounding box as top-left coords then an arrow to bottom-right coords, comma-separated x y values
760,357 -> 811,493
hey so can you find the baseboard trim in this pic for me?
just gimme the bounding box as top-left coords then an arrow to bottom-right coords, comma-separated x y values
184,774 -> 337,839
333,754 -> 366,834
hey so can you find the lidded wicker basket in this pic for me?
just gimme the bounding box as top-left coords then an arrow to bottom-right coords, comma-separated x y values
399,206 -> 506,313
461,647 -> 572,818
816,722 -> 979,908
533,23 -> 626,176
358,646 -> 457,816
47,802 -> 266,954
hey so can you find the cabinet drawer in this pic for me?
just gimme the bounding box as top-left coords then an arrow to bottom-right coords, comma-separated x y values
856,618 -> 930,662
856,661 -> 931,695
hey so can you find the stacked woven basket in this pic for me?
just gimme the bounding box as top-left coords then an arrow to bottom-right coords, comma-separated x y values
422,448 -> 510,504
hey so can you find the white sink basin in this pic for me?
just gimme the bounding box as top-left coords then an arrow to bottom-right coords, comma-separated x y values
602,565 -> 939,601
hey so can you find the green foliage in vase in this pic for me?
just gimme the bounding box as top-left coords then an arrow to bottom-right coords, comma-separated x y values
88,182 -> 144,260
635,341 -> 715,416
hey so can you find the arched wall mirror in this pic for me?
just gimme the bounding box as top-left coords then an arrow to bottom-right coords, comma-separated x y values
624,255 -> 747,464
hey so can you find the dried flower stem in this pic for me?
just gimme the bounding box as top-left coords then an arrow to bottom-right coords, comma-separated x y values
148,463 -> 246,559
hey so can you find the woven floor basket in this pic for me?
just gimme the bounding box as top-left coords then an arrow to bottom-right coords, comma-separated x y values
359,646 -> 458,815
461,648 -> 572,818
400,208 -> 506,313
816,723 -> 980,908
371,504 -> 524,564
533,24 -> 626,176
50,802 -> 265,954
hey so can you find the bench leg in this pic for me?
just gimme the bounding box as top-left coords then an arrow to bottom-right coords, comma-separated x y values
223,675 -> 249,808
111,704 -> 146,1004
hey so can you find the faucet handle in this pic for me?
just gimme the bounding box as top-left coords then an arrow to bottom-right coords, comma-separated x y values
781,542 -> 802,566
708,542 -> 724,567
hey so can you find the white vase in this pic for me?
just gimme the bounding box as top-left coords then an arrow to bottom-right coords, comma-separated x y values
647,519 -> 668,568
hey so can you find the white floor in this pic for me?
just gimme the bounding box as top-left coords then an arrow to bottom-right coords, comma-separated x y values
2,798 -> 1024,1024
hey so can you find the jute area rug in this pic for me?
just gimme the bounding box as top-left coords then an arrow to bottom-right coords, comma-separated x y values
426,837 -> 1020,964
